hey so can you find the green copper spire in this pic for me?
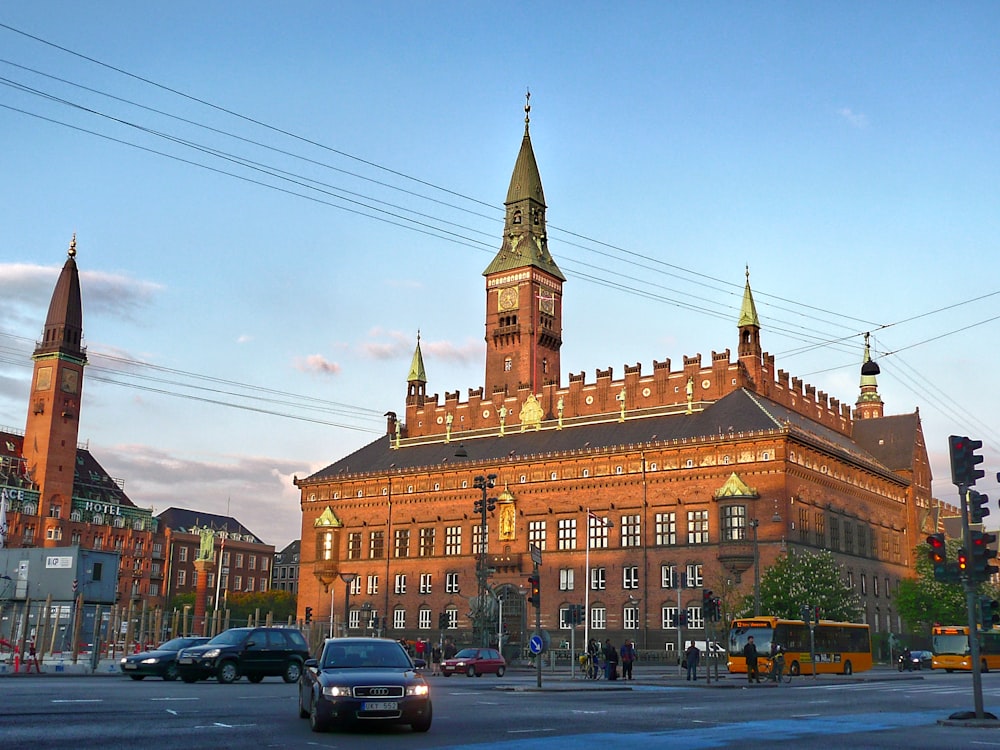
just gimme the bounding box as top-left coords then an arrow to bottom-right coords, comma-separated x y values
406,331 -> 426,383
737,266 -> 760,328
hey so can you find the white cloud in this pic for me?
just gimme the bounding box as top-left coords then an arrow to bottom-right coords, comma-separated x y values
294,354 -> 342,375
837,107 -> 869,129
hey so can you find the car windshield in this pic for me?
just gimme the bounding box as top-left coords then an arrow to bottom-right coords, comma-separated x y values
453,649 -> 479,659
206,630 -> 250,646
322,641 -> 412,669
158,637 -> 196,651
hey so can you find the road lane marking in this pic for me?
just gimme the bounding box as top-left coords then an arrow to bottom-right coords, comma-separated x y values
507,728 -> 556,734
151,697 -> 199,701
52,699 -> 102,703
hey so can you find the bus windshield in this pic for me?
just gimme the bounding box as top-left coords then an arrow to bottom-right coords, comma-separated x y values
729,624 -> 775,656
932,633 -> 970,656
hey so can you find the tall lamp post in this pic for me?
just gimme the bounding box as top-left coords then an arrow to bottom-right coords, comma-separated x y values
750,509 -> 782,617
339,573 -> 358,637
473,474 -> 497,647
584,508 -> 614,651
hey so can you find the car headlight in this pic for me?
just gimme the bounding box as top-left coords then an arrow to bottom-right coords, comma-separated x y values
406,684 -> 429,696
140,657 -> 160,665
322,685 -> 353,698
202,649 -> 221,659
455,661 -> 466,667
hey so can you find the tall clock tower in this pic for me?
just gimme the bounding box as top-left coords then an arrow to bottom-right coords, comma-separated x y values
23,236 -> 88,523
483,96 -> 566,398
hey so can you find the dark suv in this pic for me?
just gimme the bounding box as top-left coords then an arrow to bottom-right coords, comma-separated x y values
176,627 -> 310,684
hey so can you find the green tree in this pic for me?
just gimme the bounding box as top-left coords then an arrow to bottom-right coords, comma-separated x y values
735,549 -> 862,621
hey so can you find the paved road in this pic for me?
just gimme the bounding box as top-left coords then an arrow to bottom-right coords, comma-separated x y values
3,666 -> 999,748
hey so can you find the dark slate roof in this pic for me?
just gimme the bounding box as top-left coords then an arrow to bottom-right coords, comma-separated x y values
0,430 -> 134,506
304,389 -> 899,484
852,413 -> 921,472
156,507 -> 267,545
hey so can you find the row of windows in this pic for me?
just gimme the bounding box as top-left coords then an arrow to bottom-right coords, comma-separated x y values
176,569 -> 270,592
339,508 -> 899,562
175,546 -> 269,570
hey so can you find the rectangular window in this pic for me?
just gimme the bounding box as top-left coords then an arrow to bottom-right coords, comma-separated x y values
829,517 -> 841,552
473,524 -> 488,555
620,514 -> 641,547
259,578 -> 268,592
177,569 -> 186,587
689,607 -> 704,629
349,610 -> 360,629
815,512 -> 826,547
393,609 -> 405,630
347,532 -> 362,560
445,609 -> 457,629
860,573 -> 867,595
844,522 -> 854,554
685,563 -> 703,588
559,606 -> 572,630
394,529 -> 410,558
321,532 -> 334,561
223,551 -> 231,566
178,546 -> 188,563
394,574 -> 407,594
445,572 -> 459,594
873,575 -> 879,597
686,510 -> 709,544
370,531 -> 385,559
261,557 -> 269,572
655,513 -> 676,546
351,577 -> 361,596
721,505 -> 746,541
662,606 -> 678,629
624,604 -> 639,630
589,513 -> 611,549
445,526 -> 462,555
528,521 -> 547,550
590,606 -> 607,630
418,609 -> 432,630
152,542 -> 163,556
856,524 -> 866,558
557,518 -> 577,550
559,568 -> 575,591
590,567 -> 606,591
623,566 -> 639,590
235,553 -> 244,567
367,575 -> 379,595
799,507 -> 810,543
248,555 -> 256,570
233,575 -> 241,590
245,577 -> 254,592
661,564 -> 676,588
419,527 -> 435,557
92,562 -> 103,581
419,573 -> 432,594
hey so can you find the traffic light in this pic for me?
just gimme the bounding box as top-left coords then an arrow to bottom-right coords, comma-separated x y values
800,604 -> 811,625
969,530 -> 999,582
927,533 -> 948,580
304,606 -> 313,624
528,573 -> 540,607
969,489 -> 991,524
981,597 -> 1000,630
949,435 -> 985,487
702,589 -> 713,617
958,548 -> 969,573
711,597 -> 722,622
813,605 -> 821,623
438,612 -> 447,629
678,611 -> 688,627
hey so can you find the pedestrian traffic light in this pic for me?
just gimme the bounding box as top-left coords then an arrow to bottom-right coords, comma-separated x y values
969,530 -> 999,582
949,435 -> 985,487
528,573 -> 540,607
981,597 -> 1000,630
304,606 -> 313,624
438,612 -> 447,629
969,489 -> 991,524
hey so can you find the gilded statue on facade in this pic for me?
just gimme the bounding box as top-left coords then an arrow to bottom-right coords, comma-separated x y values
519,393 -> 543,431
197,526 -> 215,561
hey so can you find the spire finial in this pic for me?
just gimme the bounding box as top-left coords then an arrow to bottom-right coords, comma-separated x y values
745,264 -> 750,283
68,233 -> 77,258
524,88 -> 531,132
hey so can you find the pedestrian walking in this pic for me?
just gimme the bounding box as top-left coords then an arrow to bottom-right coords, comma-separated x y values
685,641 -> 701,681
431,643 -> 442,676
443,636 -> 457,660
604,639 -> 619,680
620,639 -> 637,680
743,635 -> 761,683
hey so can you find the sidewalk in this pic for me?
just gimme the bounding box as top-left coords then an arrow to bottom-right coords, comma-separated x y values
0,656 -> 123,676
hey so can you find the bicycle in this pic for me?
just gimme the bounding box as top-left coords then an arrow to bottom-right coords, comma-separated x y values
579,653 -> 601,680
765,655 -> 792,683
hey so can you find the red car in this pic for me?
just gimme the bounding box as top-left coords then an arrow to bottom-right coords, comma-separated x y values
441,647 -> 506,677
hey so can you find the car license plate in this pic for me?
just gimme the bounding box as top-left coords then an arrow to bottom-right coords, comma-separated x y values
361,701 -> 398,712
179,657 -> 194,664
123,663 -> 136,670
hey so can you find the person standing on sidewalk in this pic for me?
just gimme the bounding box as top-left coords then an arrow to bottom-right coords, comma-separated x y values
620,639 -> 636,681
603,639 -> 619,680
743,635 -> 761,683
685,642 -> 701,681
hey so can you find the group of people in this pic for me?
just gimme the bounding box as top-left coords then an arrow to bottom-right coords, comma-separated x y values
740,636 -> 785,683
585,638 -> 637,680
401,636 -> 456,676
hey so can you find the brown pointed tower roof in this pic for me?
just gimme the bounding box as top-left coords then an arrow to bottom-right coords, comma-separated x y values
34,234 -> 87,362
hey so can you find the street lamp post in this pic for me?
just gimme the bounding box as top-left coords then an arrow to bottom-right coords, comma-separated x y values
339,573 -> 358,637
473,474 -> 497,647
750,519 -> 761,617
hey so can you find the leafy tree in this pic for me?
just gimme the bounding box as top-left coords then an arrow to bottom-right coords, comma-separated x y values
734,549 -> 862,621
166,590 -> 296,625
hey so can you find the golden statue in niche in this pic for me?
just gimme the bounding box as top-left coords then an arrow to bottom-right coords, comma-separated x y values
497,486 -> 516,541
519,393 -> 543,431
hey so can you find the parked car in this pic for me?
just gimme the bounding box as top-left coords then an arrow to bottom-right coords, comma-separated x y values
440,647 -> 506,677
898,649 -> 933,671
175,626 -> 309,684
120,636 -> 210,680
298,637 -> 431,733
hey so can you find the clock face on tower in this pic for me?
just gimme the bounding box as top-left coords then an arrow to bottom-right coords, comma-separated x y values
60,369 -> 79,394
498,286 -> 518,311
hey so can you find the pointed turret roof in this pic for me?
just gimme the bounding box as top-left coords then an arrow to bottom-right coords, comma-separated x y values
34,235 -> 86,361
407,331 -> 427,383
505,109 -> 545,206
737,266 -> 760,328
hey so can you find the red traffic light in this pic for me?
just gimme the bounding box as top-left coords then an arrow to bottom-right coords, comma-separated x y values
958,549 -> 969,570
927,533 -> 946,564
528,574 -> 540,606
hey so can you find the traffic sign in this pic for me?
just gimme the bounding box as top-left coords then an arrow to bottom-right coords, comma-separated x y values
529,634 -> 544,655
530,544 -> 542,566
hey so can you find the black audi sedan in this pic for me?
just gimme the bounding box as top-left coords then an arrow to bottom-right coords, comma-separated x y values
298,637 -> 432,733
120,636 -> 210,680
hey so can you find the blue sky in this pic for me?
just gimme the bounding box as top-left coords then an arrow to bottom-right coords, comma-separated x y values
1,2 -> 998,549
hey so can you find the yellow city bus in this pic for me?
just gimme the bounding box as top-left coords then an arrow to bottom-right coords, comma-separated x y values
728,617 -> 872,676
931,625 -> 1000,672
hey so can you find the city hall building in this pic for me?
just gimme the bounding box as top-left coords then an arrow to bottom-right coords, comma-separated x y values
296,107 -> 943,655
